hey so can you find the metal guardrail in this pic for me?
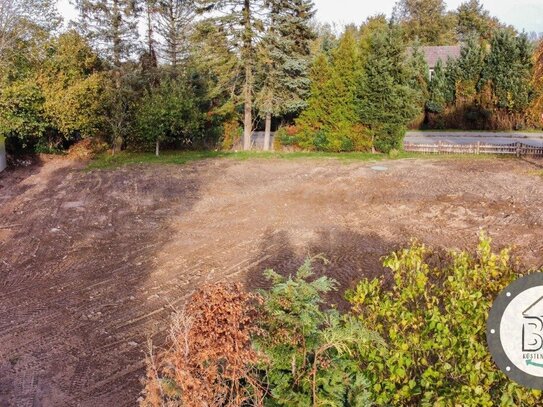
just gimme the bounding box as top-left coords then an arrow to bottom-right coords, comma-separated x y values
404,141 -> 543,157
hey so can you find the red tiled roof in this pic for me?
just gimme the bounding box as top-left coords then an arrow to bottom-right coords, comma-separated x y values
418,45 -> 462,68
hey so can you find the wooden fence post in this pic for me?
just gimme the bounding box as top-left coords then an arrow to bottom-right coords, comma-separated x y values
516,142 -> 521,158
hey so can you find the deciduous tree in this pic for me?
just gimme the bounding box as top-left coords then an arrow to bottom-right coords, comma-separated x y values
392,0 -> 456,45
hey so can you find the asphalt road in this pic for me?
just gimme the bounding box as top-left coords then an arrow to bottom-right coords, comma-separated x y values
405,131 -> 543,147
250,131 -> 543,149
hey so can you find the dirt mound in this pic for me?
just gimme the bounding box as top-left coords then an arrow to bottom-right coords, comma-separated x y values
66,138 -> 108,160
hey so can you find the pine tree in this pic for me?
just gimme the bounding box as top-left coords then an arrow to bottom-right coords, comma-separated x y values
453,35 -> 485,105
295,52 -> 331,145
196,0 -> 265,151
74,0 -> 140,67
357,24 -> 422,152
256,0 -> 315,150
155,0 -> 194,69
426,60 -> 450,113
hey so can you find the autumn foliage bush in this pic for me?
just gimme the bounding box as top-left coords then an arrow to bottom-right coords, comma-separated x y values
141,283 -> 263,406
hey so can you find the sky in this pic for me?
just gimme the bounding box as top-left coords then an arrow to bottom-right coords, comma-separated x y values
312,0 -> 543,33
56,0 -> 543,34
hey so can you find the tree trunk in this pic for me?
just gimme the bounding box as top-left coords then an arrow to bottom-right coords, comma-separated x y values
263,111 -> 271,151
112,0 -> 122,67
242,0 -> 252,151
243,72 -> 252,151
155,139 -> 160,156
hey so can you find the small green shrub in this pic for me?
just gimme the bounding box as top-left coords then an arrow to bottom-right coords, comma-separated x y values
255,256 -> 383,406
388,148 -> 400,159
312,130 -> 330,150
373,124 -> 405,154
347,233 -> 541,406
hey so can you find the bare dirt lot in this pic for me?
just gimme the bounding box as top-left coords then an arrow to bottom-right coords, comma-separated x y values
1,155 -> 542,406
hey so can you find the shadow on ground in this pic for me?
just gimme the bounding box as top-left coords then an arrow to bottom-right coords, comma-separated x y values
243,228 -> 404,309
0,160 -> 208,406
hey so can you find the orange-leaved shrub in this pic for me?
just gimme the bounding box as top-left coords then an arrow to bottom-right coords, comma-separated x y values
141,283 -> 263,407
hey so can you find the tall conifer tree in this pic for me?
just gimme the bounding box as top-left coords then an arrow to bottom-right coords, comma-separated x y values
197,0 -> 265,150
155,0 -> 194,69
74,0 -> 140,66
257,0 -> 315,150
357,24 -> 422,152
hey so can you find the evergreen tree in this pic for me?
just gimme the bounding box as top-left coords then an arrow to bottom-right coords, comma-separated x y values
357,24 -> 422,152
481,30 -> 533,112
358,14 -> 389,59
452,34 -> 485,105
155,0 -> 194,69
294,52 -> 331,147
407,41 -> 429,116
196,0 -> 265,151
74,0 -> 140,66
426,60 -> 449,113
296,28 -> 370,152
256,0 -> 315,150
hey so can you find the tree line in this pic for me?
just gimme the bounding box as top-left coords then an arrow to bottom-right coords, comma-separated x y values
0,0 -> 542,155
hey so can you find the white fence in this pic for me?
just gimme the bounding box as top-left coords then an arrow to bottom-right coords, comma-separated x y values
404,141 -> 543,157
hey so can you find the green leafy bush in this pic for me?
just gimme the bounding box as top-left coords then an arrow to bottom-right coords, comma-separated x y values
0,79 -> 48,150
135,79 -> 204,154
347,233 -> 541,406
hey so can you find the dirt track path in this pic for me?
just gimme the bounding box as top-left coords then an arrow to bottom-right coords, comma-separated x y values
1,156 -> 542,406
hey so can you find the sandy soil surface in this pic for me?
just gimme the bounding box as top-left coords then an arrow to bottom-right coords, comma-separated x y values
1,155 -> 542,406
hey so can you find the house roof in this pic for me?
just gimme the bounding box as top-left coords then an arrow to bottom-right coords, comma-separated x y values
418,45 -> 462,69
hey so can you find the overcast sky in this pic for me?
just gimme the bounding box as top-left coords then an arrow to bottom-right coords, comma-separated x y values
313,0 -> 543,33
57,0 -> 543,34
